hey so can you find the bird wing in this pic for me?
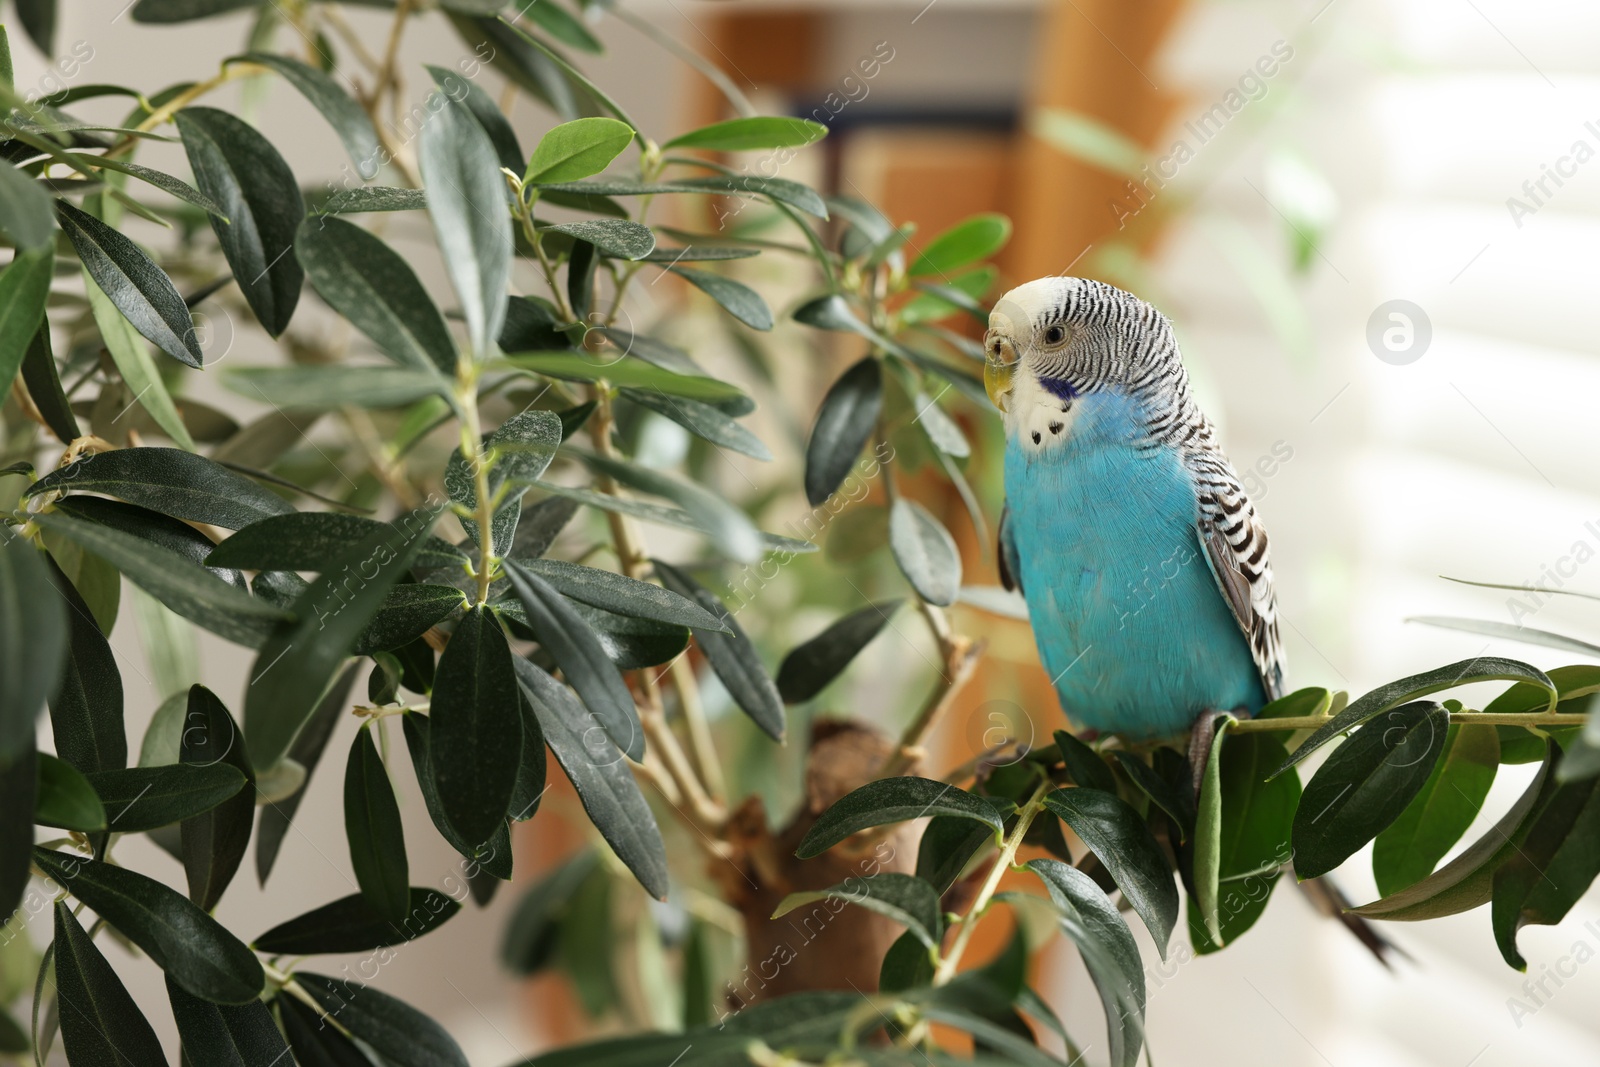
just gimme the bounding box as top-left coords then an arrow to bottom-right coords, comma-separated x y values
998,503 -> 1022,595
1189,453 -> 1286,702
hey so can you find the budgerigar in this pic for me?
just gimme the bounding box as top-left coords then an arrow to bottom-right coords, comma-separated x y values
984,277 -> 1285,742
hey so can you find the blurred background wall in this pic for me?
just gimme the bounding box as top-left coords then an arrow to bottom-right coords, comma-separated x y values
8,1 -> 1600,1064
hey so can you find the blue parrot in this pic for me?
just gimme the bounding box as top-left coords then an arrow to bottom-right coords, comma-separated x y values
984,277 -> 1286,743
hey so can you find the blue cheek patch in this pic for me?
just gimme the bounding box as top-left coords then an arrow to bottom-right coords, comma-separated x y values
1039,377 -> 1079,402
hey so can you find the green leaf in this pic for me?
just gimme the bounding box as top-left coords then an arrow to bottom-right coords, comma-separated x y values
353,584 -> 466,655
428,605 -> 523,847
505,351 -> 750,404
295,216 -> 457,375
0,1005 -> 24,1057
88,762 -> 245,831
54,497 -> 241,583
620,388 -> 772,461
509,686 -> 546,822
230,362 -> 447,413
1410,615 -> 1600,658
32,511 -> 290,648
427,64 -> 523,174
27,447 -> 294,531
501,851 -> 597,974
58,200 -> 205,369
34,847 -> 264,1003
652,560 -> 784,741
176,107 -> 305,337
909,213 -> 1011,277
345,724 -> 411,924
664,116 -> 827,151
444,408 -> 562,549
1192,715 -> 1232,944
804,357 -> 882,506
257,664 -> 358,884
1492,757 -> 1600,969
1275,657 -> 1553,776
278,992 -> 375,1066
668,265 -> 772,330
571,450 -> 763,564
519,0 -> 601,52
776,600 -> 901,704
0,247 -> 52,397
1353,744 -> 1557,921
1029,107 -> 1147,179
317,185 -> 428,214
20,324 -> 80,445
796,776 -> 1003,859
0,749 -> 34,926
207,512 -> 466,571
131,0 -> 260,21
253,888 -> 461,955
63,153 -> 228,218
239,51 -> 382,178
0,161 -> 54,249
512,558 -> 725,632
167,977 -> 292,1067
53,902 -> 167,1067
526,116 -> 634,184
1043,787 -> 1179,956
80,272 -> 194,448
1053,730 -> 1118,795
1292,700 -> 1450,879
244,503 -> 441,769
0,537 -> 67,765
888,498 -> 960,606
551,600 -> 688,670
514,658 -> 669,898
419,89 -> 511,358
401,711 -> 513,882
773,872 -> 941,948
177,685 -> 254,910
44,558 -> 127,776
900,267 -> 996,326
34,753 -> 107,831
503,561 -> 641,762
916,798 -> 1015,895
1373,723 -> 1499,897
1025,859 -> 1145,1067
295,972 -> 469,1067
541,218 -> 655,260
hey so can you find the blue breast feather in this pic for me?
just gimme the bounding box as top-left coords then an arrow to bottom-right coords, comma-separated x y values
1005,388 -> 1265,739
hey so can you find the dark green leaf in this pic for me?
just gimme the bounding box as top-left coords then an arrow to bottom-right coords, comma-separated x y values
55,496 -> 240,585
240,51 -> 381,178
33,847 -> 264,1003
295,215 -> 457,375
208,512 -> 465,572
1275,657 -> 1553,776
525,117 -> 633,184
804,356 -> 882,506
1043,787 -> 1178,955
559,600 -> 689,669
55,198 -> 204,367
32,511 -> 290,648
429,605 -> 523,846
353,584 -> 465,655
888,498 -> 960,606
0,1004 -> 24,1056
0,748 -> 35,923
1054,730 -> 1118,795
1025,859 -> 1144,1067
27,447 -> 294,530
317,185 -> 428,214
908,213 -> 1011,277
574,449 -> 764,564
53,902 -> 167,1067
167,976 -> 291,1067
253,888 -> 462,955
278,993 -> 374,1067
245,504 -> 439,769
878,929 -> 936,994
45,556 -> 126,775
514,658 -> 669,898
131,0 -> 259,21
295,972 -> 468,1067
501,851 -> 597,974
653,560 -> 785,741
512,557 -> 725,631
419,90 -> 511,357
60,153 -> 227,218
773,872 -> 941,948
505,351 -> 749,404
401,711 -> 514,879
503,560 -> 641,762
1,537 -> 69,765
1492,757 -> 1600,969
1292,700 -> 1449,879
34,753 -> 107,831
509,686 -> 546,822
345,724 -> 411,923
177,685 -> 254,909
1373,723 -> 1499,897
541,218 -> 654,260
916,797 -> 1015,895
0,160 -> 54,250
88,762 -> 245,831
797,776 -> 1002,859
668,265 -> 772,330
226,363 -> 449,410
621,388 -> 772,461
1192,715 -> 1232,944
776,599 -> 900,704
20,324 -> 80,444
176,107 -> 304,336
444,408 -> 562,549
664,116 -> 827,151
519,0 -> 601,52
257,664 -> 357,884
0,246 -> 52,397
427,64 -> 523,174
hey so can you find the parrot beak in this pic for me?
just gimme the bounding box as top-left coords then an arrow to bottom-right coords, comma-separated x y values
984,333 -> 1017,412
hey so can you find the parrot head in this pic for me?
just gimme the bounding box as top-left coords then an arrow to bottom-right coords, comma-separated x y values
983,276 -> 1172,428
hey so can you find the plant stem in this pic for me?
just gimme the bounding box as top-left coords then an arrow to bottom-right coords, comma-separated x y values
455,365 -> 497,606
670,655 -> 726,802
1227,710 -> 1591,732
932,778 -> 1052,985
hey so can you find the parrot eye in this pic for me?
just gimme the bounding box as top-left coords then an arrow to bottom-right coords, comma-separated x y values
1042,325 -> 1067,346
